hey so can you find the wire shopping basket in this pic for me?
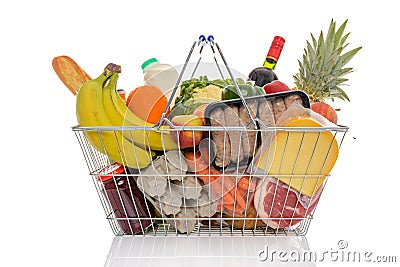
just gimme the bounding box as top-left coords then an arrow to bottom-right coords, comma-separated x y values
72,36 -> 348,236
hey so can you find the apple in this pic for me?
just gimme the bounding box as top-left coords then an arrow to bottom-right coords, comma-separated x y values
311,102 -> 338,124
170,114 -> 203,148
263,80 -> 290,94
192,103 -> 209,125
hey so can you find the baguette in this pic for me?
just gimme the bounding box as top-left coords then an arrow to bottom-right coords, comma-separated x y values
52,55 -> 91,95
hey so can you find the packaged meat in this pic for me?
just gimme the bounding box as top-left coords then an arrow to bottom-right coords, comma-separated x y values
253,176 -> 323,229
223,105 -> 244,164
209,107 -> 231,168
204,90 -> 310,171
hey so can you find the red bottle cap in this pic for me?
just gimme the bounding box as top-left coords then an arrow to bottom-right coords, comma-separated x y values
267,36 -> 285,61
97,162 -> 125,182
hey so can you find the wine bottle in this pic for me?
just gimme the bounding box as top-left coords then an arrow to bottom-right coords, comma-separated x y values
263,36 -> 285,70
248,36 -> 285,87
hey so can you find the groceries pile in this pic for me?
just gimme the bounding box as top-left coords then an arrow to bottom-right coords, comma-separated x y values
53,20 -> 361,234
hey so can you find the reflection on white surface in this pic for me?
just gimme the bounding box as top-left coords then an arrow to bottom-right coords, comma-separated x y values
105,235 -> 317,267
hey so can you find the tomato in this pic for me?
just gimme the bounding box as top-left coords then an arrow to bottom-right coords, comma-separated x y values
311,102 -> 338,124
263,80 -> 290,94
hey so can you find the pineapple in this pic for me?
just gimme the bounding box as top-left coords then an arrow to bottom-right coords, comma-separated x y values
294,19 -> 362,103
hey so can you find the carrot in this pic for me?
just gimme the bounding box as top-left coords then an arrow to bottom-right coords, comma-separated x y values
220,175 -> 237,193
222,190 -> 235,204
223,203 -> 245,217
237,176 -> 255,192
185,151 -> 248,209
184,151 -> 209,173
226,186 -> 247,211
185,151 -> 231,202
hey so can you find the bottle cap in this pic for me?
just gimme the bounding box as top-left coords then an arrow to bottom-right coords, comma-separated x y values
97,162 -> 125,182
267,36 -> 286,61
141,58 -> 158,71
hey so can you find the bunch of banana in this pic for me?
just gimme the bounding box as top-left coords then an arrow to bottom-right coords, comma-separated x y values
102,67 -> 178,151
76,63 -> 152,169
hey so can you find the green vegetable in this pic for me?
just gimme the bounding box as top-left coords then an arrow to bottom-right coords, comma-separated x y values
175,75 -> 252,105
168,98 -> 214,119
254,86 -> 266,96
222,84 -> 264,100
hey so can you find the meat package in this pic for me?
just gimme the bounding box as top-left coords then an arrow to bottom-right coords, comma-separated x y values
253,176 -> 323,229
204,90 -> 310,171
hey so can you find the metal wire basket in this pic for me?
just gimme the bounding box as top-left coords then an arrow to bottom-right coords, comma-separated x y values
72,36 -> 348,236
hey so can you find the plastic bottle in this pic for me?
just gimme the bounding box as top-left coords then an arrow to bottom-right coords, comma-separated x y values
141,58 -> 180,106
248,36 -> 285,87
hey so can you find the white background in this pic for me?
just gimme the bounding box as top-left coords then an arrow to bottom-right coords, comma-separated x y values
1,0 -> 399,266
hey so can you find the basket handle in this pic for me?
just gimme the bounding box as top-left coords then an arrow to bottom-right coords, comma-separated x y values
156,36 -> 258,129
212,40 -> 258,129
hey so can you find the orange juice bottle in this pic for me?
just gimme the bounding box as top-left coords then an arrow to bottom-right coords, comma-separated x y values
126,85 -> 169,124
141,58 -> 179,107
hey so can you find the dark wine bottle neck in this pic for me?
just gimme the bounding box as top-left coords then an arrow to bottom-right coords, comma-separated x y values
263,57 -> 277,70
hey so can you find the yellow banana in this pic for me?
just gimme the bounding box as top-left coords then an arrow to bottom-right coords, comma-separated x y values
76,64 -> 152,169
105,71 -> 178,151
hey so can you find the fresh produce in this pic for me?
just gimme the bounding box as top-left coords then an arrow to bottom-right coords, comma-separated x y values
60,27 -> 360,234
311,102 -> 338,124
175,76 -> 252,105
52,55 -> 91,95
193,85 -> 222,100
76,63 -> 152,169
237,176 -> 255,191
225,204 -> 265,229
185,151 -> 246,216
293,19 -> 362,103
263,80 -> 290,94
170,114 -> 203,148
222,84 -> 265,100
101,69 -> 178,151
136,151 -> 217,233
193,103 -> 209,125
168,98 -> 214,120
126,85 -> 169,124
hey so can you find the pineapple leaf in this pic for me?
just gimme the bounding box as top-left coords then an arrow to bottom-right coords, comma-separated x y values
325,20 -> 336,65
334,20 -> 348,49
338,32 -> 351,48
311,33 -> 317,49
337,46 -> 363,68
332,87 -> 351,101
294,19 -> 362,102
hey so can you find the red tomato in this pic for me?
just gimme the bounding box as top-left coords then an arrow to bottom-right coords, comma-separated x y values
311,102 -> 338,124
263,80 -> 290,94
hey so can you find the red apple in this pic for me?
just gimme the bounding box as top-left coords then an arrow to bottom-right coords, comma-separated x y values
311,102 -> 338,124
170,114 -> 203,148
263,80 -> 290,94
192,103 -> 209,125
